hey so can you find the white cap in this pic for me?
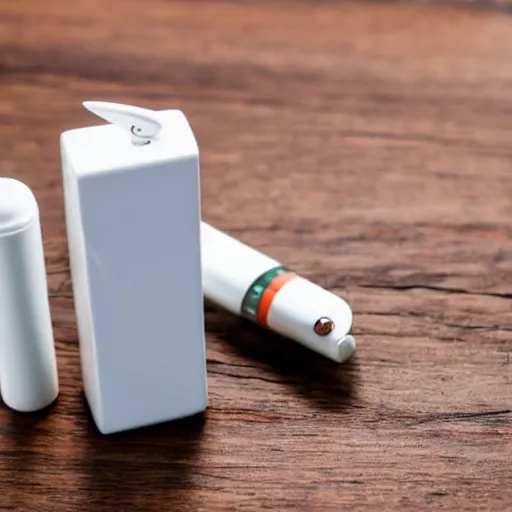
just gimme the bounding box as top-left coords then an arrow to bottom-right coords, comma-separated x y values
0,178 -> 59,412
0,178 -> 37,236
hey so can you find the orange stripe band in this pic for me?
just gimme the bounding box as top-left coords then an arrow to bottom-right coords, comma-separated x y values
256,272 -> 296,327
240,266 -> 297,328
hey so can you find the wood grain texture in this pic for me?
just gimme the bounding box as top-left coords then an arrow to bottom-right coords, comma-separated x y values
0,0 -> 511,510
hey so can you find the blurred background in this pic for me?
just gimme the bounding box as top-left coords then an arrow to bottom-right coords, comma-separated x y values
2,0 -> 512,248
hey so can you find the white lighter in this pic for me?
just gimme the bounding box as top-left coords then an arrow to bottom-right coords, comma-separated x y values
201,223 -> 356,363
0,178 -> 59,412
60,101 -> 207,434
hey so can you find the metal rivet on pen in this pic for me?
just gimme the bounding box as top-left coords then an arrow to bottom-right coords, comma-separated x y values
314,317 -> 335,336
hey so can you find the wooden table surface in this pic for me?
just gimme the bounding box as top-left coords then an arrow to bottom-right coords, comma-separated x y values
1,0 -> 511,510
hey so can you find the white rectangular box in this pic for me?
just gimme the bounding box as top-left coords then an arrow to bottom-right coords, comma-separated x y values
61,110 -> 207,434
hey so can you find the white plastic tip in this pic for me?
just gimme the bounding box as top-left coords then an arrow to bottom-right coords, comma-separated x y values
82,101 -> 162,145
336,334 -> 356,363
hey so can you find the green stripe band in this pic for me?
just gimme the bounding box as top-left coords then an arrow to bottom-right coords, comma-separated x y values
240,265 -> 290,324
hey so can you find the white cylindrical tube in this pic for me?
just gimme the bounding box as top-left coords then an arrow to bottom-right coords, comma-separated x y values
201,222 -> 356,363
0,178 -> 59,412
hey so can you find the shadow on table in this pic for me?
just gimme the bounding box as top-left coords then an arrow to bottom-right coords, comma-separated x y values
80,397 -> 205,512
0,398 -> 58,510
205,302 -> 360,412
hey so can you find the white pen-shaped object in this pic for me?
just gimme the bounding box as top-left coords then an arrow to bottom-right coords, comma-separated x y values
201,223 -> 356,363
0,178 -> 59,412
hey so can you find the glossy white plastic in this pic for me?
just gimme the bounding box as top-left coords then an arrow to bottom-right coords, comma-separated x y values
201,222 -> 356,363
82,101 -> 162,145
0,178 -> 59,412
201,222 -> 279,314
61,105 -> 207,434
